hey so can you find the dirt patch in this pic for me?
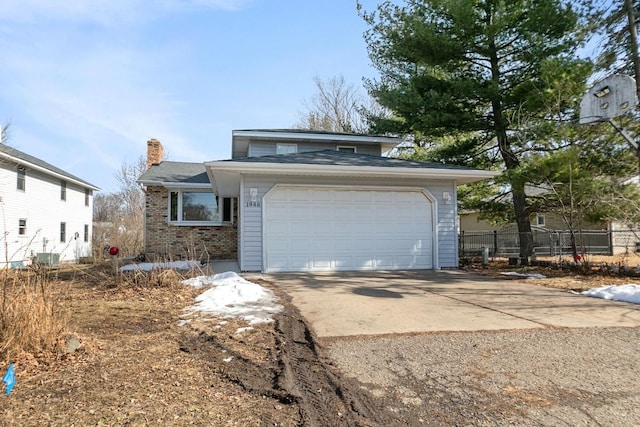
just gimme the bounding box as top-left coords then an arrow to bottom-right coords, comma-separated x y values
0,268 -> 390,426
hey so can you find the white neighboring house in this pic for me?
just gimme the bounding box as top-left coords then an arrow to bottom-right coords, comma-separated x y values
0,143 -> 99,267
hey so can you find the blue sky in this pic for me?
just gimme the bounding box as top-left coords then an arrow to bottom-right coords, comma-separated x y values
0,0 -> 381,193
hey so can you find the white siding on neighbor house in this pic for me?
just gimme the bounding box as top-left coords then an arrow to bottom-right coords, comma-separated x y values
247,140 -> 382,157
0,163 -> 93,266
239,175 -> 458,272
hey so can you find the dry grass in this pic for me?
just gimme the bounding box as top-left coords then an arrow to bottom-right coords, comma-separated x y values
0,267 -> 70,362
0,262 -> 301,426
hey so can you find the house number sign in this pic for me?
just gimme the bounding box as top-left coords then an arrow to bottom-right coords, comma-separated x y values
246,188 -> 261,207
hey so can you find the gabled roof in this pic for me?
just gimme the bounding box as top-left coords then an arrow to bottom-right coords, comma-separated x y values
137,161 -> 211,187
0,144 -> 99,190
232,129 -> 400,158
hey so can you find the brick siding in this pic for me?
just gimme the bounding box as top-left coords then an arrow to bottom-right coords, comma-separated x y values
143,186 -> 238,261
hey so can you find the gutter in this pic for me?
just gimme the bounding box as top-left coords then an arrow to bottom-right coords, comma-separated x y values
205,161 -> 498,184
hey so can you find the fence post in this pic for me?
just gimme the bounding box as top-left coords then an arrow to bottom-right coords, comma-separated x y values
609,229 -> 614,256
493,230 -> 498,258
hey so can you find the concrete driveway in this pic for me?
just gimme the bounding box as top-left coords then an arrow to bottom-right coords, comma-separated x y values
263,269 -> 640,338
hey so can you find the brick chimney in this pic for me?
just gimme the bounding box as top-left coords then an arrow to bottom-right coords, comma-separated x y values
146,138 -> 164,169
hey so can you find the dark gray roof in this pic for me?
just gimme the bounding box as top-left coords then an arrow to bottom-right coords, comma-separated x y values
0,143 -> 99,189
235,128 -> 393,138
137,161 -> 210,184
222,150 -> 480,170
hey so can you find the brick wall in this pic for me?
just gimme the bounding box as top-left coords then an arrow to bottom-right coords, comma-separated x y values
143,186 -> 238,261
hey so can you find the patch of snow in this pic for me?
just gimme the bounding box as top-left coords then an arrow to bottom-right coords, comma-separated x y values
223,356 -> 234,363
120,260 -> 202,272
183,271 -> 283,325
581,284 -> 640,305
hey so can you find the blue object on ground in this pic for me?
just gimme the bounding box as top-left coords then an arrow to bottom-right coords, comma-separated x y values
2,363 -> 15,396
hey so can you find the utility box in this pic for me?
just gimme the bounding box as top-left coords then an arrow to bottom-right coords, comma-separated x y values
36,253 -> 60,265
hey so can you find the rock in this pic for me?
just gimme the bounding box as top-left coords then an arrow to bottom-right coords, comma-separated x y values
66,336 -> 81,354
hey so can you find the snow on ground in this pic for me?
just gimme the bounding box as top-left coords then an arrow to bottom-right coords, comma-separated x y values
501,271 -> 547,279
119,261 -> 283,332
120,260 -> 202,272
182,271 -> 283,326
500,270 -> 640,304
581,284 -> 640,305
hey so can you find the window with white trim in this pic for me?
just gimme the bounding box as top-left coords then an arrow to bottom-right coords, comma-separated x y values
61,180 -> 67,201
18,219 -> 26,236
169,190 -> 232,225
276,143 -> 297,155
536,214 -> 546,226
17,167 -> 25,191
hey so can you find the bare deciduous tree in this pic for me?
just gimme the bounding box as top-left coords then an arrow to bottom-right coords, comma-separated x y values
295,75 -> 373,134
93,156 -> 147,259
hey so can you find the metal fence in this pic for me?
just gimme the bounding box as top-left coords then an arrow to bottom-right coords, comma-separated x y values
459,229 -> 640,258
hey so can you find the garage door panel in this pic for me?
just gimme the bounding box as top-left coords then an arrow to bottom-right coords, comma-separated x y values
313,222 -> 333,234
310,259 -> 331,269
333,239 -> 353,251
265,187 -> 434,272
290,239 -> 311,251
289,221 -> 310,234
376,257 -> 395,269
311,239 -> 334,251
268,238 -> 289,252
312,206 -> 336,219
334,257 -> 354,269
267,221 -> 289,234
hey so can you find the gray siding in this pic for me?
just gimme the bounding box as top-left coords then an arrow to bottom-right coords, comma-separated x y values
239,175 -> 458,271
247,140 -> 382,157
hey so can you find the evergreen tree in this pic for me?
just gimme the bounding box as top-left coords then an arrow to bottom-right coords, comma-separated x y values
359,0 -> 592,262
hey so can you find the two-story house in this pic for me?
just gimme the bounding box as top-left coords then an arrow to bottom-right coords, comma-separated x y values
137,129 -> 496,272
0,143 -> 99,267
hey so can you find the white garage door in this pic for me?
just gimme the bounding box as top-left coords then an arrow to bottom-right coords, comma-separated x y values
264,187 -> 433,272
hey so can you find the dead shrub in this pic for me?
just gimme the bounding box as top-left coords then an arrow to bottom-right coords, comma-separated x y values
119,265 -> 205,289
0,269 -> 70,362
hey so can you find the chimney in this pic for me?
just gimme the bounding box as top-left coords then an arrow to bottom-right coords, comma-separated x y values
146,138 -> 164,169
